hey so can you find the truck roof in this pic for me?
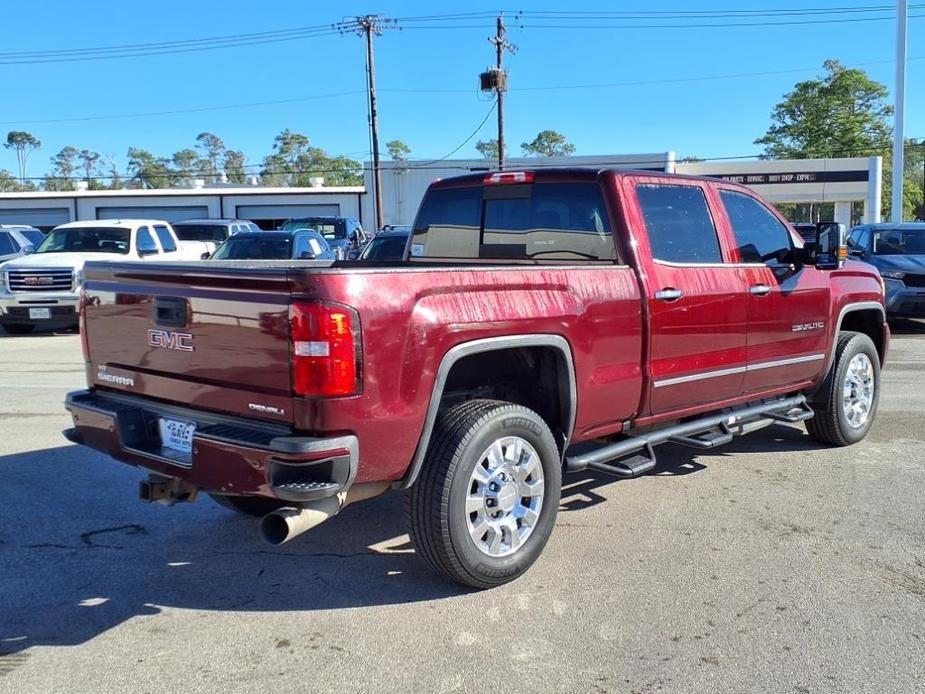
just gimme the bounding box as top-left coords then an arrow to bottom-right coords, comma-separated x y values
428,167 -> 736,190
54,219 -> 170,230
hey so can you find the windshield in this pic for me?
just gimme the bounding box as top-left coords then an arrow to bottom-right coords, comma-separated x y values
35,227 -> 130,254
872,228 -> 925,255
210,236 -> 292,260
281,219 -> 346,240
360,234 -> 408,260
173,224 -> 229,243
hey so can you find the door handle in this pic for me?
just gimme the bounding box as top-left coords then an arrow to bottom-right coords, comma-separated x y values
749,284 -> 772,296
654,288 -> 684,302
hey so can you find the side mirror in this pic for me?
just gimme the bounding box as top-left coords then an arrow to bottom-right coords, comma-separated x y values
200,251 -> 211,260
21,244 -> 35,255
814,222 -> 847,270
138,247 -> 158,257
298,251 -> 315,260
848,247 -> 865,258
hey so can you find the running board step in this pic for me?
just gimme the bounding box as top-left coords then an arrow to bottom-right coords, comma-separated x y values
564,394 -> 809,476
584,444 -> 657,478
668,425 -> 733,450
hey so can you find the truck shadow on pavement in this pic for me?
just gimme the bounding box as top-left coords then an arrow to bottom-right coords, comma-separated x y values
0,422 -> 824,654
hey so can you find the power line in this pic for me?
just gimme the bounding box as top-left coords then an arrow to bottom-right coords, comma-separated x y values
4,55 -> 923,126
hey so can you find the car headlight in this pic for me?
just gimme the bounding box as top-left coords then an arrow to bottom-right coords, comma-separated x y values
881,270 -> 906,280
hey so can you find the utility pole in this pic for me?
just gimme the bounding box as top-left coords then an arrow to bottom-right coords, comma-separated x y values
337,15 -> 397,229
487,15 -> 516,170
892,0 -> 908,222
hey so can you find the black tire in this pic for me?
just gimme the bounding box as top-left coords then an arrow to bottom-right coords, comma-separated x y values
209,493 -> 288,517
407,399 -> 561,589
806,331 -> 880,446
2,323 -> 35,335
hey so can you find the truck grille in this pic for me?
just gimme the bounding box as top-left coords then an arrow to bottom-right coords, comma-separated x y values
6,269 -> 73,292
902,273 -> 925,288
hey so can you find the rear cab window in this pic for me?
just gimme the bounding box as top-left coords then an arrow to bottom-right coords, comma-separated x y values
635,184 -> 723,264
153,225 -> 177,252
410,178 -> 616,262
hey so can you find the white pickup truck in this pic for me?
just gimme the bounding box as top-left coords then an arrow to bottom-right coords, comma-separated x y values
0,219 -> 209,334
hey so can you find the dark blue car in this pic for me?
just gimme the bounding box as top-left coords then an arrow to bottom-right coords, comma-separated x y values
847,222 -> 925,317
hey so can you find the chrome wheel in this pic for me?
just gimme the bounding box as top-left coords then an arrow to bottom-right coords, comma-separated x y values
466,436 -> 545,558
842,353 -> 875,429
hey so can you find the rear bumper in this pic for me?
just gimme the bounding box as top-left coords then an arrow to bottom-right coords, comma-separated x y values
64,390 -> 358,502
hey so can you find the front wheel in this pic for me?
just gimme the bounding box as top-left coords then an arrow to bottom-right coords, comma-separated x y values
806,331 -> 881,446
407,399 -> 561,589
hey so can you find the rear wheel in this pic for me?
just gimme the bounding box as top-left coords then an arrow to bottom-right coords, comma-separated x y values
806,331 -> 880,446
209,493 -> 288,517
2,324 -> 35,335
407,399 -> 561,589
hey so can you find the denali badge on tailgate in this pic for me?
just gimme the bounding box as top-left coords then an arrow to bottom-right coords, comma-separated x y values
147,329 -> 194,352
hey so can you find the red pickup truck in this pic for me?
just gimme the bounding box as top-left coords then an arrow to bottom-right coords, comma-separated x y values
65,168 -> 889,588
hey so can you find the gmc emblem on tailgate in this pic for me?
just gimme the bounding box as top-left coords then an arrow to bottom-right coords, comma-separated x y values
147,329 -> 194,352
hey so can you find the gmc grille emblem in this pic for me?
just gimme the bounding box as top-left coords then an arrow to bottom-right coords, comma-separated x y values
147,329 -> 194,352
23,276 -> 54,286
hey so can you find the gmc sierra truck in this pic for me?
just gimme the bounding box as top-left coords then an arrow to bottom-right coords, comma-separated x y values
65,168 -> 889,589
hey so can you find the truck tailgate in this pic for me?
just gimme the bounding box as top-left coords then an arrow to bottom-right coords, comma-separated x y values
82,262 -> 295,424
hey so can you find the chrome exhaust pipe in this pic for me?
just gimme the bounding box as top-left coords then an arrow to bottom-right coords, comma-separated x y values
260,482 -> 390,545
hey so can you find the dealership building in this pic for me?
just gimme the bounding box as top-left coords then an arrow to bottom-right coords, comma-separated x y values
0,153 -> 882,231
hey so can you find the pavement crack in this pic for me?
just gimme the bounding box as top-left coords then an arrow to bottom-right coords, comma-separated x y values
80,524 -> 148,549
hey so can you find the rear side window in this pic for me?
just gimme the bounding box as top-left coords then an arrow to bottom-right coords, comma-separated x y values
411,182 -> 615,261
22,230 -> 45,246
0,232 -> 17,255
720,190 -> 792,264
153,225 -> 177,252
636,184 -> 722,264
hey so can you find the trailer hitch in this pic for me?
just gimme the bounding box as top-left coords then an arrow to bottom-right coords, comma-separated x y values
139,475 -> 198,505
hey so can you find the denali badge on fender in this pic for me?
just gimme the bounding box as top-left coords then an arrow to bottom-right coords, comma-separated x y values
147,329 -> 194,352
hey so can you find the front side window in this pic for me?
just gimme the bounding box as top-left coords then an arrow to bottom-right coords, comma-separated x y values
137,227 -> 158,254
636,184 -> 722,264
21,230 -> 45,246
720,190 -> 793,264
35,227 -> 131,255
411,182 -> 615,261
153,225 -> 177,252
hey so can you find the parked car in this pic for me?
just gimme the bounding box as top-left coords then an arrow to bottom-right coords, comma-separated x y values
65,168 -> 887,589
0,225 -> 45,263
209,230 -> 336,261
847,222 -> 925,317
358,228 -> 409,260
279,216 -> 367,258
0,219 -> 206,334
172,218 -> 260,255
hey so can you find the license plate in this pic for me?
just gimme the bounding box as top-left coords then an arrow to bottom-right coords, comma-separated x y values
29,307 -> 51,320
158,417 -> 196,455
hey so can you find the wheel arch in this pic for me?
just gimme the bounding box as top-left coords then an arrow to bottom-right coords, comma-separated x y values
397,334 -> 577,489
831,302 -> 887,367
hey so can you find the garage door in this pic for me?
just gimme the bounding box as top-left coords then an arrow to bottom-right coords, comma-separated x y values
235,203 -> 340,230
0,207 -> 70,229
96,206 -> 209,223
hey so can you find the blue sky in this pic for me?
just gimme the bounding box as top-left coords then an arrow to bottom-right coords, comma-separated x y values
0,1 -> 922,180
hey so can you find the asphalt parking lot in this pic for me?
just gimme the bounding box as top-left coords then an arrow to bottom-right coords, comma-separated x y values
1,323 -> 923,694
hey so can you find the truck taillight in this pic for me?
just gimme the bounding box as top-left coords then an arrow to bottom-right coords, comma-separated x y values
290,301 -> 361,397
79,289 -> 90,362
